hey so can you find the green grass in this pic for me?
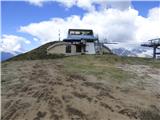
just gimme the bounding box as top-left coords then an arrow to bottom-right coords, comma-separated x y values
62,55 -> 141,82
63,54 -> 160,68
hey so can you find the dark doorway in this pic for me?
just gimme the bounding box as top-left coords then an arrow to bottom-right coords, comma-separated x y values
66,45 -> 71,53
76,45 -> 82,52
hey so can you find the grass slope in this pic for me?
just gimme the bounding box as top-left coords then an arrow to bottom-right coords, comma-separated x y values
2,54 -> 160,120
7,41 -> 65,61
6,41 -> 160,68
62,55 -> 160,84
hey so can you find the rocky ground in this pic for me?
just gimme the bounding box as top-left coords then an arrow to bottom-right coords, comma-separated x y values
1,55 -> 160,120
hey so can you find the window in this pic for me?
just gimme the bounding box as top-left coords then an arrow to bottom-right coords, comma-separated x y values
66,45 -> 71,53
76,45 -> 81,52
69,30 -> 93,35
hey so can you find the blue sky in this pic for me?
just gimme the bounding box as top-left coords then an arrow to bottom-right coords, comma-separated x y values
2,1 -> 86,34
132,1 -> 160,17
1,1 -> 86,50
1,1 -> 160,52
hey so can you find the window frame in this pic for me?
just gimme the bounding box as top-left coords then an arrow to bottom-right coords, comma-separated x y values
66,45 -> 71,53
76,44 -> 82,53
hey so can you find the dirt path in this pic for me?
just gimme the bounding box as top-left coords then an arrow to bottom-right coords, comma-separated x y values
1,60 -> 160,120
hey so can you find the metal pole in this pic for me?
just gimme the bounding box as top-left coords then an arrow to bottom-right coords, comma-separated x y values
153,46 -> 156,59
58,29 -> 60,41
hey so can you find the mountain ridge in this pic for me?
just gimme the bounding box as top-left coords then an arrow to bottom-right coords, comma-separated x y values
3,41 -> 155,62
1,51 -> 21,61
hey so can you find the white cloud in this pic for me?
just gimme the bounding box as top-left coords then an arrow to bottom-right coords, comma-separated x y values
20,1 -> 160,57
27,0 -> 131,11
27,0 -> 45,7
33,37 -> 39,41
105,1 -> 131,11
135,7 -> 160,42
0,34 -> 30,52
148,7 -> 160,20
19,7 -> 160,45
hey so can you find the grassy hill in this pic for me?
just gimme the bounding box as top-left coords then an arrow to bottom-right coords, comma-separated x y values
7,41 -> 65,61
6,41 -> 160,68
2,42 -> 160,120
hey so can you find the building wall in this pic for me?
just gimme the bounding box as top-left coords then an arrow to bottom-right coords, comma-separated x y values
47,44 -> 66,54
86,42 -> 95,54
47,43 -> 82,55
71,45 -> 76,55
70,45 -> 82,55
47,42 -> 97,55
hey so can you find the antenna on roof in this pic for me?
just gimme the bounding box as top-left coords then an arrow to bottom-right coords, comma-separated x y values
58,29 -> 61,41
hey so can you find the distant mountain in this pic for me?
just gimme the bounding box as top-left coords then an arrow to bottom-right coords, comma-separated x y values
131,47 -> 152,58
131,48 -> 147,53
1,51 -> 21,61
112,47 -> 152,58
112,48 -> 137,57
2,41 -> 154,62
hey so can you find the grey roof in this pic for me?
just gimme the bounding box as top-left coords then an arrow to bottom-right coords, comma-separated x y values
64,35 -> 98,41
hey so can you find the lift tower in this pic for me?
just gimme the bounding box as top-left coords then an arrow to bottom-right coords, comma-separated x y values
141,38 -> 160,59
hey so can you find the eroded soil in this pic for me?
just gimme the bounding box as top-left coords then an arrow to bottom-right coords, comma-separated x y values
1,59 -> 160,120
